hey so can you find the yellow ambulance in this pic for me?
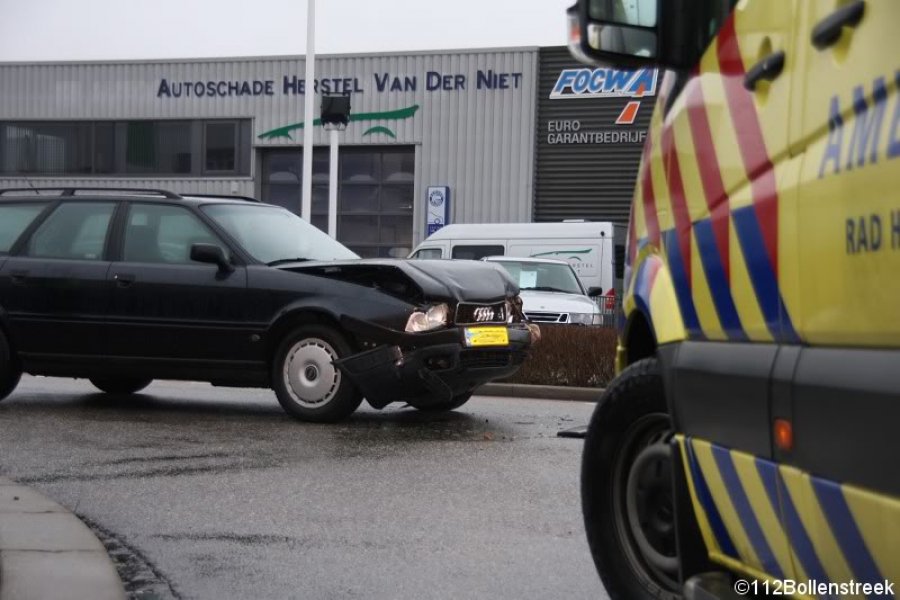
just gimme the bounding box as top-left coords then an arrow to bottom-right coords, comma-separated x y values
568,1 -> 899,598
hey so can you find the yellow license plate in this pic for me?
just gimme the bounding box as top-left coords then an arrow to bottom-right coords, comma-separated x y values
464,326 -> 509,347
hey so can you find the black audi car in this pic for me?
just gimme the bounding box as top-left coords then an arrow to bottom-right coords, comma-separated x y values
0,188 -> 536,421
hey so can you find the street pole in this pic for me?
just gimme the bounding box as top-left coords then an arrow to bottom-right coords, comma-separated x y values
328,128 -> 338,237
301,0 -> 315,221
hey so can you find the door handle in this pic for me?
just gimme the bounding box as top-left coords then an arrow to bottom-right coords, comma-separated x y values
743,50 -> 786,91
113,273 -> 136,288
10,269 -> 28,285
812,0 -> 865,50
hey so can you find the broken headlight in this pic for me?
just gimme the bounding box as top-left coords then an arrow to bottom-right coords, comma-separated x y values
405,303 -> 450,332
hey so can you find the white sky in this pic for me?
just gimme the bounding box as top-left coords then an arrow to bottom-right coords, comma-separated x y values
0,0 -> 573,62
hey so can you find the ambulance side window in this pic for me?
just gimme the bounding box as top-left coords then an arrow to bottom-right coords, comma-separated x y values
665,0 -> 739,114
695,0 -> 738,54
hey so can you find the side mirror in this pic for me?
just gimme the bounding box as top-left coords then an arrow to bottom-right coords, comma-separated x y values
567,0 -> 700,70
190,243 -> 233,272
587,286 -> 603,298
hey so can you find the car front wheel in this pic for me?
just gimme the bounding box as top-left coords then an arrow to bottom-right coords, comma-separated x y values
581,357 -> 681,600
89,377 -> 153,395
272,325 -> 363,422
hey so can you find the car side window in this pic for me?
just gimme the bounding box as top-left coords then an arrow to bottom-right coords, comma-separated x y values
0,203 -> 48,253
413,248 -> 443,259
451,245 -> 504,260
26,202 -> 115,261
123,203 -> 228,264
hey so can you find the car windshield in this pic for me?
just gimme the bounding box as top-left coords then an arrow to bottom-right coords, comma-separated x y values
202,204 -> 359,263
491,260 -> 584,295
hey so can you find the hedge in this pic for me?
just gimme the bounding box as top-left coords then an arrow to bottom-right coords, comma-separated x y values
502,324 -> 617,388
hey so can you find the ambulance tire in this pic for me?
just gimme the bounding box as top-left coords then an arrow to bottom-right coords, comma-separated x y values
0,327 -> 21,402
581,357 -> 681,600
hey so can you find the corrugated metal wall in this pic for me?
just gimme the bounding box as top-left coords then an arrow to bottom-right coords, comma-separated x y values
533,47 -> 655,224
0,49 -> 538,243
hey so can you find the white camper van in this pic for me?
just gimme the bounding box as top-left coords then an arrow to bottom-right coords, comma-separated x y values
409,222 -> 626,297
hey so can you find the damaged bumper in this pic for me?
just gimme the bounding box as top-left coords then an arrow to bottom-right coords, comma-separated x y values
335,316 -> 534,408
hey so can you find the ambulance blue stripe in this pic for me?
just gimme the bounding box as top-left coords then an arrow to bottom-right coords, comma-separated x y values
756,459 -> 832,594
693,219 -> 747,341
663,229 -> 704,339
685,440 -> 738,559
730,206 -> 800,343
712,445 -> 784,579
812,478 -> 888,597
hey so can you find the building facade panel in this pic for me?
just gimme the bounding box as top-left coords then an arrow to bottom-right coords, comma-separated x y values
0,48 -> 538,255
534,47 -> 657,224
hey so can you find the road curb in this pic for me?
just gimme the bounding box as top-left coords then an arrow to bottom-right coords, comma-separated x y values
0,477 -> 125,600
475,383 -> 604,402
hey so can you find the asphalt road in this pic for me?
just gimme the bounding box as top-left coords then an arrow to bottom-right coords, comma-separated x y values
0,375 -> 607,600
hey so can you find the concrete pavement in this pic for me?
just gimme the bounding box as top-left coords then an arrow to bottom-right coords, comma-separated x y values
0,478 -> 124,600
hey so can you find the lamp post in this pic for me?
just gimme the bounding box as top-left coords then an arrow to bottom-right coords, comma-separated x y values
320,93 -> 351,238
301,0 -> 315,221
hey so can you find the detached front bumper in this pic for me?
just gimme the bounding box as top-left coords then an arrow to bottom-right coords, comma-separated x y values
336,316 -> 534,408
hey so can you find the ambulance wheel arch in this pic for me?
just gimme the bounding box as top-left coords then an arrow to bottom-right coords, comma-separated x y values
620,254 -> 687,370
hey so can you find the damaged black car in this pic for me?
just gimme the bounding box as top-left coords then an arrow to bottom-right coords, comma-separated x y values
0,188 -> 537,421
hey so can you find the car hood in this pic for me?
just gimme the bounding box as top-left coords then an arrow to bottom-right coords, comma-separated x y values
278,259 -> 518,304
518,289 -> 598,314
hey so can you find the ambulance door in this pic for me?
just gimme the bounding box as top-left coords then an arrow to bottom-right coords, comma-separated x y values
782,1 -> 900,591
662,0 -> 802,584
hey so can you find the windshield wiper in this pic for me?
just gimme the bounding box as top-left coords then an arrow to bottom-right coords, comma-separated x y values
524,285 -> 574,294
266,258 -> 311,267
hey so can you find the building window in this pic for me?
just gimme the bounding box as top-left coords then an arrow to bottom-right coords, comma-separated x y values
126,121 -> 192,174
0,119 -> 250,177
339,148 -> 414,258
0,123 -> 92,174
204,121 -> 237,173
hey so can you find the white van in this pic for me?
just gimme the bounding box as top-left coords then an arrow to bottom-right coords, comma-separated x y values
409,222 -> 626,296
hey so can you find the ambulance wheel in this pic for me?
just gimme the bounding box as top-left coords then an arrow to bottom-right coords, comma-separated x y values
581,357 -> 681,599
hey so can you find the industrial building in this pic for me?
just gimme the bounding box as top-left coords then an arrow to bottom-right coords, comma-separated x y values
0,47 -> 653,257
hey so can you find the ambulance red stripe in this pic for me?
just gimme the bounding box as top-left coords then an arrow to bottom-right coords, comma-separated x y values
716,16 -> 779,278
685,79 -> 731,282
640,137 -> 661,247
661,125 -> 693,287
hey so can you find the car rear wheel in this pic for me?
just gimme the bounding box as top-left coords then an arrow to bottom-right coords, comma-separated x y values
272,325 -> 363,422
0,328 -> 22,402
415,392 -> 473,412
89,377 -> 153,395
581,357 -> 681,600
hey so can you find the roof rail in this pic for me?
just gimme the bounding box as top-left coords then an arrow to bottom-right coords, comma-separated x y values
179,193 -> 260,202
0,187 -> 182,199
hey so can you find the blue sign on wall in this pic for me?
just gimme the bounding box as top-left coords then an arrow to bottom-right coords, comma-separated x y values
426,186 -> 450,236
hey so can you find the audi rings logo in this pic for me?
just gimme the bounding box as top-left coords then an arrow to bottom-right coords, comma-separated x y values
473,307 -> 496,322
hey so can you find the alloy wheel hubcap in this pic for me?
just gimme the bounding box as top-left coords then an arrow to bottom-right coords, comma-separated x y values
283,338 -> 340,408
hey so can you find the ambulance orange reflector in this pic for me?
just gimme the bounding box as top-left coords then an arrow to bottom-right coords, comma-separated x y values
616,101 -> 641,125
774,419 -> 793,452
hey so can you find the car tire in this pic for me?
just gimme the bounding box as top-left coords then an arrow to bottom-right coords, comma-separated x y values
581,357 -> 681,600
415,391 -> 473,412
0,328 -> 22,402
272,325 -> 363,422
89,377 -> 153,395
